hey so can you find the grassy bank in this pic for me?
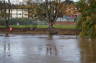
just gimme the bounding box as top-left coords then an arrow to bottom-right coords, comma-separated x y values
53,24 -> 76,29
0,26 -> 6,28
0,24 -> 76,29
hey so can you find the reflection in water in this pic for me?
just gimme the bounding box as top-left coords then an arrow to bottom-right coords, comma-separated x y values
0,34 -> 81,63
46,34 -> 57,56
0,34 -> 11,63
48,34 -> 53,40
3,34 -> 11,56
0,34 -> 95,63
80,39 -> 96,63
46,44 -> 57,56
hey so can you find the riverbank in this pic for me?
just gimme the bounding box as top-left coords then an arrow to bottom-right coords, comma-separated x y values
0,28 -> 80,35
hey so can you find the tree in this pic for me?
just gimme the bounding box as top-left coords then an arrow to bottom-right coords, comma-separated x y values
31,0 -> 62,29
44,0 -> 62,29
0,0 -> 9,27
76,0 -> 96,38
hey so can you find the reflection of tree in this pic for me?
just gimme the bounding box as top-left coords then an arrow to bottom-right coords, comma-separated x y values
3,34 -> 11,56
46,44 -> 57,56
46,35 -> 57,56
48,34 -> 53,40
80,39 -> 96,63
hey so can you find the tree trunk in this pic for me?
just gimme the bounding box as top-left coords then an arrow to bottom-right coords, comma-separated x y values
48,21 -> 54,29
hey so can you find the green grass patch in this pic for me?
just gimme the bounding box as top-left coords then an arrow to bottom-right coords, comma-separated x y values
11,25 -> 37,28
0,24 -> 76,29
37,25 -> 48,28
11,25 -> 48,28
54,24 -> 76,29
0,26 -> 6,28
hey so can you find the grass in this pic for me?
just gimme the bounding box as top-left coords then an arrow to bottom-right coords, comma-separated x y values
11,25 -> 37,28
0,24 -> 76,29
37,25 -> 48,28
0,26 -> 6,28
54,24 -> 76,29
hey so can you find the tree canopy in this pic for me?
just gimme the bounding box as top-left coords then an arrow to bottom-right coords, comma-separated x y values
76,0 -> 96,38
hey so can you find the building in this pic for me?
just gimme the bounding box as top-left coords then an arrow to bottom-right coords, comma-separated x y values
10,9 -> 28,18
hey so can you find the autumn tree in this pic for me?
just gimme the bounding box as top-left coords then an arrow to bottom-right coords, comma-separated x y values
30,0 -> 63,29
76,0 -> 96,38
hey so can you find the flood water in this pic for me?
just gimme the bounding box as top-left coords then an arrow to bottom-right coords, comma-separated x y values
0,34 -> 96,63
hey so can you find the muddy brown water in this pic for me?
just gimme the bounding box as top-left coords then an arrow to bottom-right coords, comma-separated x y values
0,34 -> 96,63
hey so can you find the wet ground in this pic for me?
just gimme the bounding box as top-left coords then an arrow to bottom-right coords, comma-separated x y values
0,34 -> 96,63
